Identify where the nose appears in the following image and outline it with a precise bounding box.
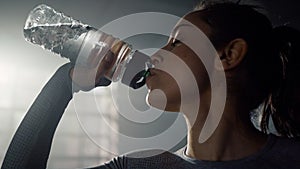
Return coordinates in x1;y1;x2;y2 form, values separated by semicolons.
150;49;164;66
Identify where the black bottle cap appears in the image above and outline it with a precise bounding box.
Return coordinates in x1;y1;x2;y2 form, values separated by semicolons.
121;51;150;89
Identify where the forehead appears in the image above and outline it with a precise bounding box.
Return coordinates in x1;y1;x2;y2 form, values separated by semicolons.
172;12;211;37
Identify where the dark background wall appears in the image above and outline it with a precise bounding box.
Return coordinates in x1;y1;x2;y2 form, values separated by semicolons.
0;0;299;168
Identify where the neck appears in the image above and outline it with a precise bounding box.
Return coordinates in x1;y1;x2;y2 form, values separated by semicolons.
183;94;268;161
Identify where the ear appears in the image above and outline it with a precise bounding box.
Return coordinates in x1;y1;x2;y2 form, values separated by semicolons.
219;38;248;71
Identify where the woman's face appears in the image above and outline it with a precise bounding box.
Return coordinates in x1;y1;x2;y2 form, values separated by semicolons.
146;12;214;112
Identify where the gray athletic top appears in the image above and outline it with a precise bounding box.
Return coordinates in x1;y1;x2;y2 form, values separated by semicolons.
2;63;300;169
95;135;300;169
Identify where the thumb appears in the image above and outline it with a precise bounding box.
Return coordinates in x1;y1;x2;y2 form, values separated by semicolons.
96;41;124;81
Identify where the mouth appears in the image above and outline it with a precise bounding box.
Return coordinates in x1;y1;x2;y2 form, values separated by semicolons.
145;68;159;89
147;68;157;78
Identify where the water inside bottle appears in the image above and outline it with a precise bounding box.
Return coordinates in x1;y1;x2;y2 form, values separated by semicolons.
23;4;89;57
23;4;152;89
24;24;89;54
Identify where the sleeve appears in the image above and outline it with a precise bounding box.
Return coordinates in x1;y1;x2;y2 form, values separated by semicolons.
1;63;75;169
86;156;127;169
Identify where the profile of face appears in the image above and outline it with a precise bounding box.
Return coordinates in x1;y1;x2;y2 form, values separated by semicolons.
146;12;218;112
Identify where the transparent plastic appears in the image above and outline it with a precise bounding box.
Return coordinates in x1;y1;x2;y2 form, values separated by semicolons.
23;4;152;87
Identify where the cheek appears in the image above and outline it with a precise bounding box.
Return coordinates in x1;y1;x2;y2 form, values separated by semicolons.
147;73;181;111
147;69;205;112
193;65;210;93
186;54;210;92
173;47;210;91
147;48;210;110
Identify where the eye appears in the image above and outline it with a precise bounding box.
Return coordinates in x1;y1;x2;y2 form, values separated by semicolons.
171;39;182;47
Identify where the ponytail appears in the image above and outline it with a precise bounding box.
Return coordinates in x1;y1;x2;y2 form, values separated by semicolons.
261;26;300;137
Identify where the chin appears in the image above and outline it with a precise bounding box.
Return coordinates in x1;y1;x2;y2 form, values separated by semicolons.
146;89;180;112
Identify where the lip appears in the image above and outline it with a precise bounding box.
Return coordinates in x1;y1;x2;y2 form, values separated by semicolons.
149;68;157;76
145;68;161;89
145;69;155;82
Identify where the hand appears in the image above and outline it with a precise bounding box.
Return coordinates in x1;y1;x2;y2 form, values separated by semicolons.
70;41;124;91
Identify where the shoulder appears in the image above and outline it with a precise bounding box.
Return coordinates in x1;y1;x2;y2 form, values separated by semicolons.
123;149;187;169
264;135;300;165
272;135;300;153
99;149;189;169
125;149;185;162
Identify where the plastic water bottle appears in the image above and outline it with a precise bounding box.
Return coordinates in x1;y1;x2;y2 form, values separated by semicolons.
23;4;153;89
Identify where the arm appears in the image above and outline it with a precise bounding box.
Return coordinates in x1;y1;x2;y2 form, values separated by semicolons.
86;156;127;169
1;63;110;169
1;63;75;169
1;44;118;169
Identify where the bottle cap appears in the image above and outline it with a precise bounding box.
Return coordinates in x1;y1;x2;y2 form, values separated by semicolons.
121;51;150;89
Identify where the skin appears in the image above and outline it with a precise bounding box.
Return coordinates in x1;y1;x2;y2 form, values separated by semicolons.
70;41;124;89
71;11;269;161
146;11;268;161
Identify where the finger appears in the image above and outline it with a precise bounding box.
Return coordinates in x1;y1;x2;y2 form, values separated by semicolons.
94;35;115;62
111;40;124;55
87;33;111;68
96;41;124;78
96;50;115;80
90;43;111;67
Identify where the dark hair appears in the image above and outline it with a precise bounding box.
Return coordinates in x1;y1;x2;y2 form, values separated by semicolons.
194;0;300;137
262;26;300;137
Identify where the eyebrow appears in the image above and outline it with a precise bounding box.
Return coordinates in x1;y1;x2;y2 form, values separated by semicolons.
171;24;193;36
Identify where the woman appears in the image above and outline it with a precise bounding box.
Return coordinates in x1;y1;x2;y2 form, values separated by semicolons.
2;1;300;168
